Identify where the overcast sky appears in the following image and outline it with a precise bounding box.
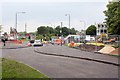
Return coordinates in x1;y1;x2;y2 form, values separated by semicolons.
0;0;109;33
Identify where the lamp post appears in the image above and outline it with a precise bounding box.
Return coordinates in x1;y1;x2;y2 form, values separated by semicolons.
15;12;26;39
65;14;70;35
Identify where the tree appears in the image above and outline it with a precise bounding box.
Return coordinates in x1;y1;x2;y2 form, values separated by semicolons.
61;27;69;36
55;26;61;36
86;25;96;35
70;28;76;35
47;26;55;34
37;26;49;35
104;1;120;34
36;25;78;38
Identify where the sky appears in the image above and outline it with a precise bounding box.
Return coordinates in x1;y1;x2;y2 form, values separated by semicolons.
0;0;110;33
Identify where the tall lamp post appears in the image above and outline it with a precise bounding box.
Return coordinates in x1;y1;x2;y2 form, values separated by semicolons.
15;12;26;39
65;14;70;35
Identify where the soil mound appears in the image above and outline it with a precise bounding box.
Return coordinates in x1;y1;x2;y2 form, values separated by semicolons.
110;48;119;55
77;44;104;52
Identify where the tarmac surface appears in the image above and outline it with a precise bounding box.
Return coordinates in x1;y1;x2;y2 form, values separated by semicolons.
1;42;119;78
34;44;119;66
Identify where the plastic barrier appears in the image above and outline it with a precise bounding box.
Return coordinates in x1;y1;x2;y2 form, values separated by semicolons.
19;40;22;44
71;41;74;47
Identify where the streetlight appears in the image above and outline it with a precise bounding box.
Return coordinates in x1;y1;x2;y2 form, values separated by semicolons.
65;14;70;35
15;12;26;32
15;12;26;39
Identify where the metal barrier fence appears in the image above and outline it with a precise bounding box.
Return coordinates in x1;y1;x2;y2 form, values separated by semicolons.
65;35;120;53
86;35;120;52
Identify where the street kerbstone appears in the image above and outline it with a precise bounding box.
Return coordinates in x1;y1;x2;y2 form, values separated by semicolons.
35;44;119;66
1;41;29;49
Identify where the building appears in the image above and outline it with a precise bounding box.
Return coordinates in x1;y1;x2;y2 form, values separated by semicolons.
96;23;108;35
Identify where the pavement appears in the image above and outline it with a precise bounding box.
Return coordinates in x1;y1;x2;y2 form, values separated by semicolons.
34;44;119;66
1;41;29;49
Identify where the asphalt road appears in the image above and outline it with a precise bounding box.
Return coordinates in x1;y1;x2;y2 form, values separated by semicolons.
2;46;119;78
35;44;118;65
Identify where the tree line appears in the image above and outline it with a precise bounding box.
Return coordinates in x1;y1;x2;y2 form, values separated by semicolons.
104;1;120;35
36;26;77;40
85;1;120;35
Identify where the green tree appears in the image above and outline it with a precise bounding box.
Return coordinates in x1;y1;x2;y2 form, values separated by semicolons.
104;1;120;34
55;26;61;36
70;28;76;35
37;26;49;35
47;26;55;34
36;34;44;40
86;25;96;35
61;27;69;36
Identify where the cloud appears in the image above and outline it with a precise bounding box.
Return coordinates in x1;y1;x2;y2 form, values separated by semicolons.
0;0;109;3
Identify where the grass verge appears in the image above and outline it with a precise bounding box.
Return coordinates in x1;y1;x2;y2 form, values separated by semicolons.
2;58;48;79
20;39;29;43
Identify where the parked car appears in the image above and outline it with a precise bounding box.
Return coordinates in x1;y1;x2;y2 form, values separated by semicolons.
30;40;35;43
33;40;43;46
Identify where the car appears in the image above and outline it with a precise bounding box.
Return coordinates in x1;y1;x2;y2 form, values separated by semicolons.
33;40;43;46
42;41;48;44
30;40;35;43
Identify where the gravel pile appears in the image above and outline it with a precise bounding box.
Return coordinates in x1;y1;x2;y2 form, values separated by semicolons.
98;45;115;54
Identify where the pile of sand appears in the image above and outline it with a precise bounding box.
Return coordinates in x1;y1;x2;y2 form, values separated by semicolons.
110;48;119;55
98;45;115;54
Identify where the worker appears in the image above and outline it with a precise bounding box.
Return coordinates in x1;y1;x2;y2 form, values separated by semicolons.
1;36;6;46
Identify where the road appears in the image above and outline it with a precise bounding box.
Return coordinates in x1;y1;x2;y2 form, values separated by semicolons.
2;45;119;78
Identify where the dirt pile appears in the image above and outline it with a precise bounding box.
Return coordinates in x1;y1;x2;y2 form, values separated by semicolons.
77;44;104;52
110;48;119;55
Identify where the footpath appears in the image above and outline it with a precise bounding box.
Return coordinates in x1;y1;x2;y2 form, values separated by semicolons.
1;41;29;49
34;44;119;66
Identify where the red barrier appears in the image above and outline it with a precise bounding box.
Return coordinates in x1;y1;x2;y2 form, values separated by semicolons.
71;41;74;47
10;40;22;44
19;40;22;44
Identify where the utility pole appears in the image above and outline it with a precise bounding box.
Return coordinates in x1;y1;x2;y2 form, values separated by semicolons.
15;12;26;39
25;23;27;34
65;14;70;35
60;22;62;46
